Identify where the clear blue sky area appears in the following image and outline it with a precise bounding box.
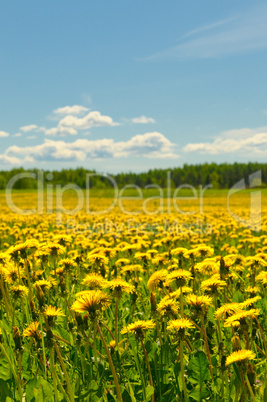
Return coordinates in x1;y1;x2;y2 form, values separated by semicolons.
0;0;267;172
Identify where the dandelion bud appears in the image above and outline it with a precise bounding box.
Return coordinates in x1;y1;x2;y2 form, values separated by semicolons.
247;363;256;389
68;322;75;331
100;264;106;278
76;333;82;347
109;340;116;355
231;335;242;351
219;341;224;353
131;291;138;306
59;275;66;293
30;300;35;312
75;312;84;329
35;284;45;308
221;355;226;371
150;292;157;314
13;326;22;351
46;329;53;348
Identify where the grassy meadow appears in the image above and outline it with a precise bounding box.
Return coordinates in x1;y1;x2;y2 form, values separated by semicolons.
0;188;266;401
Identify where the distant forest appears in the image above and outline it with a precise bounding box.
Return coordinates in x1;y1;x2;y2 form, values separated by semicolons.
0;162;266;190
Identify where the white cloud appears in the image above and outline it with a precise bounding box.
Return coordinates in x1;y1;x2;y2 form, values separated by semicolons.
0;132;178;164
13;133;22;137
53;105;89;115
42;110;119;136
0;155;20;164
0;131;9;138
183;126;267;155
44;127;78;136
20;124;38;133
145;5;267;61
0;106;118;140
58;111;119;130
132;116;155;124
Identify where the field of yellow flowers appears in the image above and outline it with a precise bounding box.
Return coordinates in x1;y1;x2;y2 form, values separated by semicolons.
0;190;267;401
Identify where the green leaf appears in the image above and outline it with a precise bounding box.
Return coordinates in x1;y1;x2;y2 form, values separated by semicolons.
55;326;71;344
188;350;211;400
188;350;211;382
145;385;154;401
26;377;55;402
0;355;11;381
189;385;209;401
0;379;12;400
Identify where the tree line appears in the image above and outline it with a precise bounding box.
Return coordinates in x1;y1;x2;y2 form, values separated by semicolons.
0;162;266;190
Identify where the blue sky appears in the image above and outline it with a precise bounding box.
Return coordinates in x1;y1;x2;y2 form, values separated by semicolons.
1;0;267;172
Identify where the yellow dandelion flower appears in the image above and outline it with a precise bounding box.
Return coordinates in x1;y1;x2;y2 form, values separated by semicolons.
41;242;65;257
157;296;179;318
120;264;144;276
82;273;107;289
167;318;194;337
215;303;241;320
106;278;135;298
165;269;192;288
115;258;131;267
246;256;267;268
245;286;260;295
43;305;65;318
121;319;155;338
226;349;256;366
59;258;77;271
201;275;227;294
34;279;52;292
224;309;260;328
23;322;41;341
224;254;245;266
240;296;261;309
186;294;213;314
10;285;29;299
71;290;111;319
0;252;10;265
88;253;109;266
147;269;168;291
194;259;219;275
101;248;117;258
3;264;25;284
194;245;214;257
170;248;189;258
256;271;267;285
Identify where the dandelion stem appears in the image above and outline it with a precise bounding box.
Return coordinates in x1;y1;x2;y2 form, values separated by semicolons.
255;317;267;355
180;287;184;317
245;373;256;402
96;321;123;402
140;337;155;402
50;349;59;402
54;341;75;402
200;314;213;379
39;316;47;380
0;276;12;319
115;297;119;345
179;338;188;402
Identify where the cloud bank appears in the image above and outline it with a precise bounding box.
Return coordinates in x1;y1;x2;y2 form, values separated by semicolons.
0;132;178;164
183;127;267;155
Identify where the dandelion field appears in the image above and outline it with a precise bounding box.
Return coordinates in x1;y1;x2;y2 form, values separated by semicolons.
0;190;267;401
